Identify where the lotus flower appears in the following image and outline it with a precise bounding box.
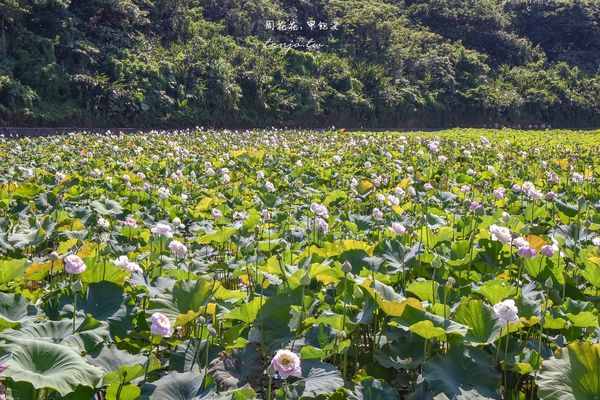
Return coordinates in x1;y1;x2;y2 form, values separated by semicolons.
315;217;329;233
64;254;86;274
310;203;328;218
493;299;519;328
169;240;188;258
372;208;383;220
517;245;537;259
489;224;511;245
98;217;110;229
124;217;137;228
389;222;406;235
157;187;171;199
270;350;301;379
151;223;173;238
541;244;555;257
150;312;173;337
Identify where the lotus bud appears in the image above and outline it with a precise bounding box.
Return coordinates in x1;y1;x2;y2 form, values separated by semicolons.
501;212;510;222
300;271;311;286
72;279;83;292
342;260;352;274
248;326;262;343
49;251;59;260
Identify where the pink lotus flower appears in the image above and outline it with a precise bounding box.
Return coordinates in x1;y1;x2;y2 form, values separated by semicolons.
493;187;506;199
150;312;173;337
169;240;188;258
389;222;406;235
489;224;511;245
517;245;537;259
270;350;301;379
541;245;555;257
372;208;383;220
310;203;328;218
315;217;329;233
493;299;519;328
211;208;223;219
124;217;137;228
64;255;86;274
113;255;142;273
151;223;173;238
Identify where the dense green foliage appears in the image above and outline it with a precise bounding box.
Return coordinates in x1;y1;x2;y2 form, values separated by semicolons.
1;0;599;128
0;128;599;399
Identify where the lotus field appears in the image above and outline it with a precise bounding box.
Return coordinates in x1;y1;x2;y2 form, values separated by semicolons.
1;128;600;400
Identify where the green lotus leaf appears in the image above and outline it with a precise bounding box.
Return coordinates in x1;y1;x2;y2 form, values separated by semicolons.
453;299;502;345
409;319;447;340
0;292;38;332
537;342;600;400
149;278;215;327
352;377;401;400
207;344;263;391
0;338;104;396
224;297;262;324
197;227;237;244
9;227;47;249
140;370;207;400
406;280;439;303
473;280;517;305
421;347;501;399
554;200;579;218
91;199;123;216
297;359;344;397
106;383;141;400
1;316;109;353
0;258;29;284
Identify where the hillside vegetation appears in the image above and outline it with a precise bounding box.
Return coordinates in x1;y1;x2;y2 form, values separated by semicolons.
1;0;599;128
